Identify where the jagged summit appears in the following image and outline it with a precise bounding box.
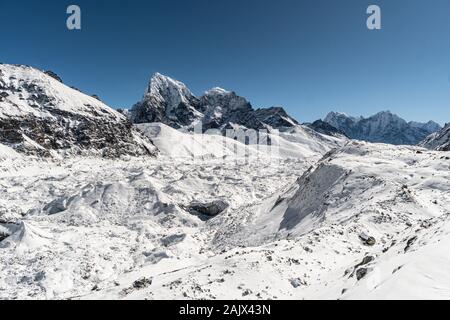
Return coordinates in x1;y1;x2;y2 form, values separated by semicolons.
130;73;200;128
0;64;156;157
145;72;194;101
323;110;441;145
129;72;299;131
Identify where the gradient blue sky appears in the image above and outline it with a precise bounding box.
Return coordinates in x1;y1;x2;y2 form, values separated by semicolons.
1;0;449;124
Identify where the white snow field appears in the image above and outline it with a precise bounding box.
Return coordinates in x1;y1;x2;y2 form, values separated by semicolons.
1;124;450;300
1;64;450;300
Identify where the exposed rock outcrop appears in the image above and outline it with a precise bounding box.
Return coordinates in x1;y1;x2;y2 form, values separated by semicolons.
129;73;298;132
0;64;157;157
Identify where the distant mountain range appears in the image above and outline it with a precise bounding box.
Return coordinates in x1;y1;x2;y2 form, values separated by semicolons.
323;111;441;145
1;64;448;155
123;73;444;148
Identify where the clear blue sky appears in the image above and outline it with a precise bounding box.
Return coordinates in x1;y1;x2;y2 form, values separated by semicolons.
1;0;450;124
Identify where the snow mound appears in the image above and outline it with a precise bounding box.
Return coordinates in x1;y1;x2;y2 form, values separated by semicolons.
43;181;189;226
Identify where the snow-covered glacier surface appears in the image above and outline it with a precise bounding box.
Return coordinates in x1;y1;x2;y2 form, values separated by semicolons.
1;63;450;300
1;130;450;300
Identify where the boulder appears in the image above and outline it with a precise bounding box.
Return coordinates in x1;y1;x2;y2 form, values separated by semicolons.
133;277;153;289
356;268;368;281
290;278;307;288
187;200;229;219
359;232;376;246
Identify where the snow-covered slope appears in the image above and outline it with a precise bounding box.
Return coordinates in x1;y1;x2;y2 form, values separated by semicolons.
0;64;156;157
136;122;265;159
0;143;21;161
324;111;441;145
218;141;450;244
136;122;344;161
129;73;298;131
0;151;315;299
1;134;449;300
420;123;450;151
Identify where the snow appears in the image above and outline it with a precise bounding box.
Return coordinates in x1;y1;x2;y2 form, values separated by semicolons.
1;133;450;300
2;65;450;300
0;222;53;254
0;64;123;121
135;122;342;161
324;111;441;145
145;72;196;116
0;143;21;160
205;87;230;94
421;123;450;151
130;72;300;133
0;64;155;157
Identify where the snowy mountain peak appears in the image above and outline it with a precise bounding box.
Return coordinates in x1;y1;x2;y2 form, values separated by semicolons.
148;72;185;91
130;73;300;131
305;119;347;138
0;64;119;120
131;73;200;127
410;120;442;133
372;110;405;124
323;110;441;145
0;64;156;157
324;111;358;125
325;111;349;119
145;72;195;104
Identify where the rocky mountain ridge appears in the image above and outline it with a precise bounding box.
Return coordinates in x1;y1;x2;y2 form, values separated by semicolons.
0;64;156;157
129;73;298;132
323;111;441;145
